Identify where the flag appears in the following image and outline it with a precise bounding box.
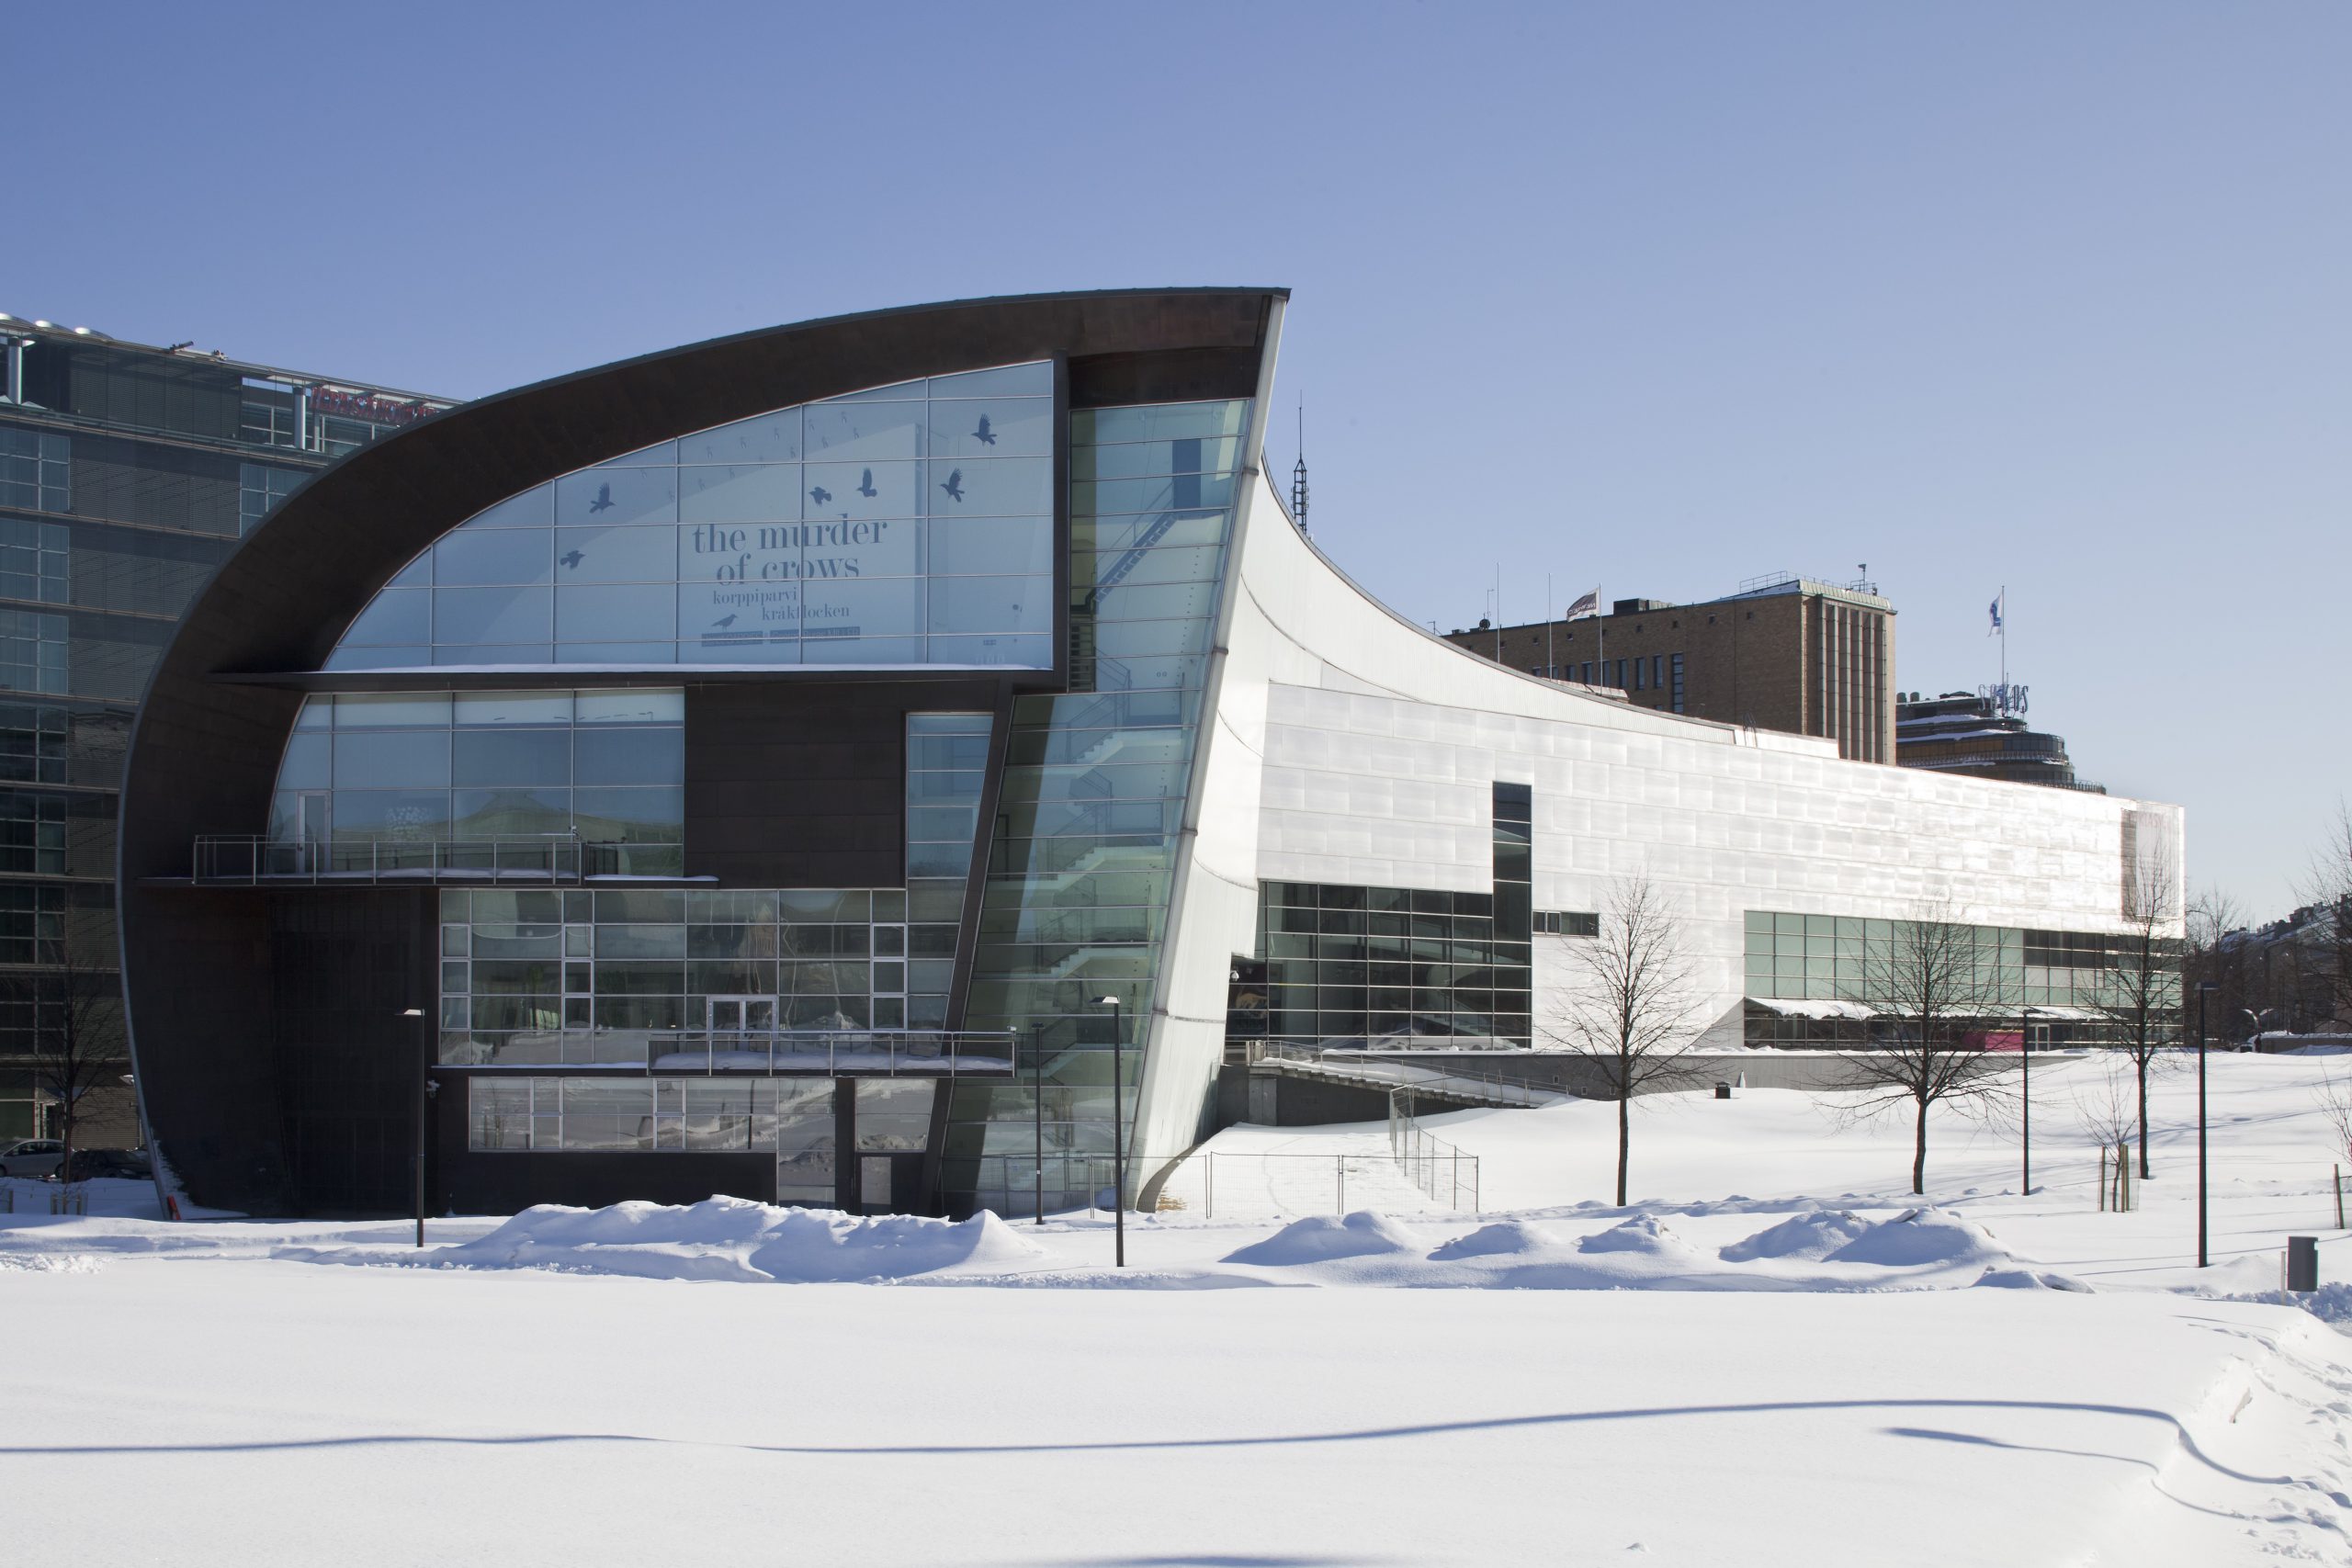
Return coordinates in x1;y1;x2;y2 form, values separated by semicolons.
1988;592;2003;635
1565;587;1600;621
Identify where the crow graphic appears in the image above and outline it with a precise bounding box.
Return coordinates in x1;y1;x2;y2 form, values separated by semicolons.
809;485;832;506
711;614;739;629
940;468;965;503
857;468;878;498
559;549;584;570
972;414;997;446
588;482;615;513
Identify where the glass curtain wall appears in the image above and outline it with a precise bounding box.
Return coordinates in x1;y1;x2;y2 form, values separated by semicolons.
324;364;1056;671
438;886;894;1066
945;399;1250;1215
904;713;992;1028
266;689;684;872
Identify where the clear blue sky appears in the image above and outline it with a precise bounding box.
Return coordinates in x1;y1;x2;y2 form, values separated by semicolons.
24;3;2347;919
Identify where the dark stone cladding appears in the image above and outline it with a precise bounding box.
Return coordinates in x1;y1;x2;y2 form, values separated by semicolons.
119;288;1282;1214
683;676;1015;888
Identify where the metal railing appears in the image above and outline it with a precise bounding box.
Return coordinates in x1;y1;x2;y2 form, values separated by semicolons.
1240;1039;1560;1109
444;1028;1017;1077
191;833;686;885
963;1146;1477;1223
1388;1089;1483;1212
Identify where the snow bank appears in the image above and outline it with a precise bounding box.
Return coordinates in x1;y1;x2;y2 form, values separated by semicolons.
1221;1210;1422;1266
1577;1214;1703;1262
1429;1219;1557;1259
416;1198;1047;1284
1719;1209;1872;1262
1826;1208;2009;1270
1973;1267;2093;1292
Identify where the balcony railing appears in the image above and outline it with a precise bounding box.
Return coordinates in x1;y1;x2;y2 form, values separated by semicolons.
443;1028;1017;1077
190;832;683;885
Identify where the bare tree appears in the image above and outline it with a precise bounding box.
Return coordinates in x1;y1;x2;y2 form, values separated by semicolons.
2095;854;2181;1179
2318;1067;2352;1171
1539;874;1708;1205
1842;911;2017;1196
2072;1057;2140;1152
2183;885;2246;1036
16;928;128;1190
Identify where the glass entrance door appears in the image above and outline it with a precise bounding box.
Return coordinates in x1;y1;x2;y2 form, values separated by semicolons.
706;996;776;1033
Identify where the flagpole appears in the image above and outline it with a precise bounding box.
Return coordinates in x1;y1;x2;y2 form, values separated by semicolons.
1597;586;1605;685
1545;574;1553;678
2000;584;2007;694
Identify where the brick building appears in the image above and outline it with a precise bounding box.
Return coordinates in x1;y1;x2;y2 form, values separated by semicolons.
1442;574;1897;762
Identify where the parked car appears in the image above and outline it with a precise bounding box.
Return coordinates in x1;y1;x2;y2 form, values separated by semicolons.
52;1148;153;1182
0;1138;64;1179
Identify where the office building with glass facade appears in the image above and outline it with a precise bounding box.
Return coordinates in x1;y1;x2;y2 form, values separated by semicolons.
0;313;453;1141
118;288;2182;1220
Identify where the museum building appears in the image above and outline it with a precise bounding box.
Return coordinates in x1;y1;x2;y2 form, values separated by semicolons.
117;288;2184;1219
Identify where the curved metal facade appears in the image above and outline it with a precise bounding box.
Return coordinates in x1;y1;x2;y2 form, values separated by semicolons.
119;288;1281;1214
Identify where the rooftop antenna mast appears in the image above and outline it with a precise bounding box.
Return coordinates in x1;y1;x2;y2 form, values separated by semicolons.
1290;396;1309;535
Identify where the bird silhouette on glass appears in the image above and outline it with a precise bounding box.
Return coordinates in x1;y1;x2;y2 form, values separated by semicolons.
809;485;832;506
588;483;615;513
711;614;739;629
972;415;997;446
857;468;878;498
940;468;966;503
559;549;584;570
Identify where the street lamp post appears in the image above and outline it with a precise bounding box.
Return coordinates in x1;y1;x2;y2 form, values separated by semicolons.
401;1006;429;1248
1097;995;1125;1269
2195;980;2217;1268
1032;1023;1045;1227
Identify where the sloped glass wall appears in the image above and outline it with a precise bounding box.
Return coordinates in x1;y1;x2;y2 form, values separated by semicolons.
944;398;1250;1215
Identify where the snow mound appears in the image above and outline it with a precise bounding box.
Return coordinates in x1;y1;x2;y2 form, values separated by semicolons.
1429;1220;1564;1259
1719;1210;1872;1262
1223;1211;1422;1266
1826;1209;2009;1270
434;1197;1046;1283
1577;1215;1702;1261
1973;1267;2093;1292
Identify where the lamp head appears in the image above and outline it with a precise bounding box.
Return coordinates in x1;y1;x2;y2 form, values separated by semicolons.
1096;996;1120;1008
400;1008;426;1018
2195;981;2219;995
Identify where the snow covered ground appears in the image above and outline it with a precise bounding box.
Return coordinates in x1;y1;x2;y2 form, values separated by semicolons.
5;1051;2350;1564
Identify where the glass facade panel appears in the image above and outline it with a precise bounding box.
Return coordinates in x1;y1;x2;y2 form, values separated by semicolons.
952;397;1250;1214
266;689;683;868
327;365;1055;671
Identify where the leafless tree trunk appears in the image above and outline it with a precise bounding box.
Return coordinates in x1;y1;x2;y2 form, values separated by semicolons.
2318;1067;2352;1171
1538;874;1707;1205
17;924;127;1191
1840;909;2017;1195
2096;855;2181;1179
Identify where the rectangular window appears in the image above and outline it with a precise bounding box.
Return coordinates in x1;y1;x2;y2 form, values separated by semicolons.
1670;652;1685;714
0;518;68;605
0;428;69;514
240;464;303;536
0;610;68;695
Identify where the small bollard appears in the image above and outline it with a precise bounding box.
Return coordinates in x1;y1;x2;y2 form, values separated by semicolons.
2286;1235;2319;1293
1713;1082;1732;1100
